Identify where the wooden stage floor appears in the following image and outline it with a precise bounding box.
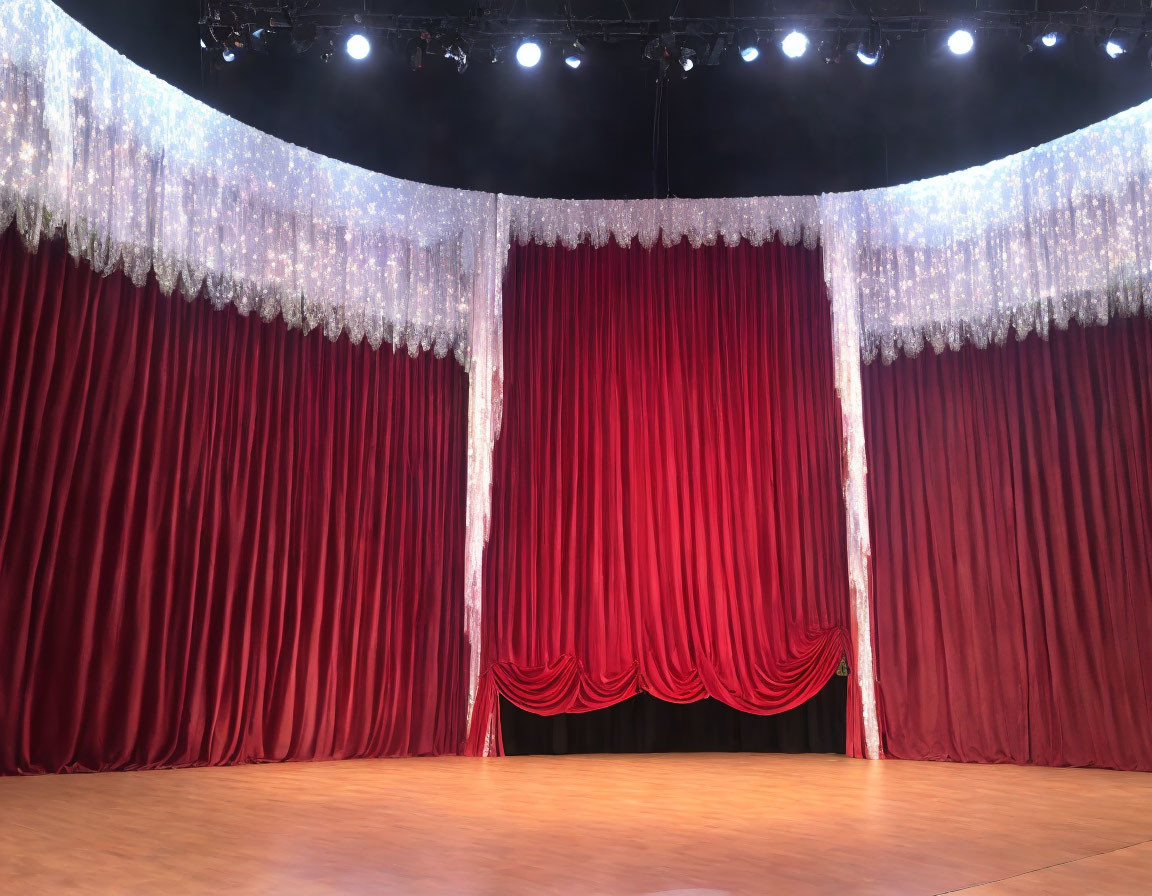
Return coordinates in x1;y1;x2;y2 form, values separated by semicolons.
2;754;1150;895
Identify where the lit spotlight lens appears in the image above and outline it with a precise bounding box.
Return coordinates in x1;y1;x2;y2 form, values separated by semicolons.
857;48;880;66
221;47;236;62
947;29;974;55
1040;32;1060;48
740;45;759;62
346;34;370;60
565;55;581;69
781;31;809;59
516;41;542;67
1104;40;1125;59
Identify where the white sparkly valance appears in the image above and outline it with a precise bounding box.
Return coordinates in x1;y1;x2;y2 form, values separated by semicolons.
0;0;498;364
821;100;1152;364
503;193;820;251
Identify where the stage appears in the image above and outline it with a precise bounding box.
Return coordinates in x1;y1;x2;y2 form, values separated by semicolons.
1;755;1149;895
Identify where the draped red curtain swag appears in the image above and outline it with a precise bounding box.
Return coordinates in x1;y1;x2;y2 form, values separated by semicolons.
864;317;1152;771
469;237;855;755
0;230;468;774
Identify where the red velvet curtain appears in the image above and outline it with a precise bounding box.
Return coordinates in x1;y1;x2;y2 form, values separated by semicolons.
864;317;1152;771
470;237;853;755
0;229;467;774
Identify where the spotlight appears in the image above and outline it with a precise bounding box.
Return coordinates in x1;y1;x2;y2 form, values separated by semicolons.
737;29;759;62
781;30;808;59
564;41;586;69
1104;38;1125;59
857;45;881;66
516;40;542;68
1040;32;1061;49
947;29;974;55
679;47;695;72
221;47;236;63
346;33;370;60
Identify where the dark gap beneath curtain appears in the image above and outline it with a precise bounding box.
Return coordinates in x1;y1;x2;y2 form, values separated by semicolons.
500;676;847;755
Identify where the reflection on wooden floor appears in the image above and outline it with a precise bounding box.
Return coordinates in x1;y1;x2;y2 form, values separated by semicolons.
1;753;1150;895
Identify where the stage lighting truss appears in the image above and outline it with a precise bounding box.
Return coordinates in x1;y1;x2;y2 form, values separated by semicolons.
200;3;1149;74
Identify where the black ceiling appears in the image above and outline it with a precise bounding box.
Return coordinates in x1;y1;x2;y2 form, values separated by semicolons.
53;1;1152;199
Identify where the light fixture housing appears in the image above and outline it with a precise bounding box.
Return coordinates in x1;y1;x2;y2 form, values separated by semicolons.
703;34;727;66
199;24;220;50
737;29;759;62
443;39;468;74
564;41;586;69
1104;38;1125;59
856;23;884;66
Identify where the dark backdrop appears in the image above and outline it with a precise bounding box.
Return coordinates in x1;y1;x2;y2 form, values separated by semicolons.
501;676;848;756
52;1;1152;200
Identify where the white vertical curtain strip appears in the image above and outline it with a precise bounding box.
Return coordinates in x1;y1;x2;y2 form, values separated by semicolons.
821;197;882;759
463;197;506;748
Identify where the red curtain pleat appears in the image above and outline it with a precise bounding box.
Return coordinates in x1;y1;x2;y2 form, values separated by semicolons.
864;317;1152;771
0;229;468;774
470;237;853;755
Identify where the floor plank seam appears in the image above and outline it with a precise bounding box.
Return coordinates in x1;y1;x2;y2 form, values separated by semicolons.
935;837;1152;895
